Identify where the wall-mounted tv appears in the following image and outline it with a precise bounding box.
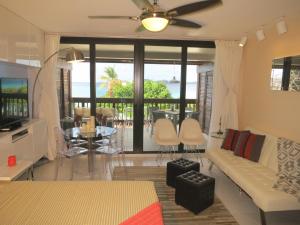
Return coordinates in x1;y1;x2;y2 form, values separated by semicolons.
0;78;29;130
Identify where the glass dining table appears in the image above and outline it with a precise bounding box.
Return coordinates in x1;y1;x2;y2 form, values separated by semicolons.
64;126;117;174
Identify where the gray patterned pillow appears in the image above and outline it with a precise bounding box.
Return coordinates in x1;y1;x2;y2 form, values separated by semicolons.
273;137;300;201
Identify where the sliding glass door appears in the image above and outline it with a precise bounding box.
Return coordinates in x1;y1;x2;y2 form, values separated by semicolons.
143;45;182;152
59;37;215;153
95;44;134;151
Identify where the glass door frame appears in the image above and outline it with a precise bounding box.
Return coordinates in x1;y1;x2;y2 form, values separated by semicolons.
60;37;215;153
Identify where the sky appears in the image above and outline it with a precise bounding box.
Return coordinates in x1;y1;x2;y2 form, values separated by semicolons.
71;62;198;83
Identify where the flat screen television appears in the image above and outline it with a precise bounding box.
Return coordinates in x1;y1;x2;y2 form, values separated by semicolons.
0;78;29;130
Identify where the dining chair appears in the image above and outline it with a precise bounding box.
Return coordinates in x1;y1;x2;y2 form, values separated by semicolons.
153;118;180;165
151;110;166;135
54;127;88;180
96;126;126;178
178;118;206;166
147;106;159;126
96;107;117;127
188;111;200;121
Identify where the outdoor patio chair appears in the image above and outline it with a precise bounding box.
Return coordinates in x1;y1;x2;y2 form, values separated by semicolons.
186;111;200;121
147;106;159;126
96;107;117;127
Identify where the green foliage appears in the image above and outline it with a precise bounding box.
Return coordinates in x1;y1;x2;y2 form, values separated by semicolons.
113;82;133;98
111;80;171;99
144;80;172;98
101;66;118;80
100;66;118;97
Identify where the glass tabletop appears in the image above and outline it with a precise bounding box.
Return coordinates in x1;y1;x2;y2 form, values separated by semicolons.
65;126;117;139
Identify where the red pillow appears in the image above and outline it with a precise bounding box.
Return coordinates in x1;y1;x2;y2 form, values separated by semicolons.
231;131;241;150
221;129;237;150
233;131;250;156
243;133;266;162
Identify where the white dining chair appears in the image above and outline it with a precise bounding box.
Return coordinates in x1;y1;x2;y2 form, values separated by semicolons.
151;110;166;135
178;118;206;166
153;118;180;165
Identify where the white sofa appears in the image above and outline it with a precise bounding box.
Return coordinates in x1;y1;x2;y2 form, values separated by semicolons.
207;127;300;225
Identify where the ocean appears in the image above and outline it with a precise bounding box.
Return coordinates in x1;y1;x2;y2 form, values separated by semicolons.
72;82;197;99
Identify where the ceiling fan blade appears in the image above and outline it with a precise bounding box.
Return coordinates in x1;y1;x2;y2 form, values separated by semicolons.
167;0;222;17
131;0;154;11
135;25;146;32
88;16;139;21
169;19;202;28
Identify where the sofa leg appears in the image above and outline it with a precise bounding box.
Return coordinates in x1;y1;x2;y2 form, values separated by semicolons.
259;208;267;225
208;161;214;171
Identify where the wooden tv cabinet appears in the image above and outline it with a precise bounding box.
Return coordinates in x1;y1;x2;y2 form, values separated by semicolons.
0;119;48;181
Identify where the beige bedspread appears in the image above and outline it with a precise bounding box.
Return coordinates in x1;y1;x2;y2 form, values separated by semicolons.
0;181;159;225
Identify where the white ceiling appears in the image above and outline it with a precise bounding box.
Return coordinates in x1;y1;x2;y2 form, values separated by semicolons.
1;0;300;40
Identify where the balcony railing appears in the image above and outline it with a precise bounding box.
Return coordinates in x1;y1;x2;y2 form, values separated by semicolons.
71;97;197;121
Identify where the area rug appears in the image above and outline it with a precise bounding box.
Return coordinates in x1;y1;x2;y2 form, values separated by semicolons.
113;166;239;225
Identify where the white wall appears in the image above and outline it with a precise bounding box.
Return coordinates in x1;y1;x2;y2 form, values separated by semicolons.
0;5;44;67
240;16;300;142
0;5;45;118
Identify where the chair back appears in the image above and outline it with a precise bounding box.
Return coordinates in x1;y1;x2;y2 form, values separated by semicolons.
179;118;205;144
53;127;68;155
152;111;166;123
190;111;200;121
74;107;90;117
148;106;159;121
154;119;179;145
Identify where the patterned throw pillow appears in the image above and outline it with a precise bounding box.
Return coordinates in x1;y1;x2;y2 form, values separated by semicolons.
221;129;237;150
243;133;266;162
273;137;300;201
233;131;250;157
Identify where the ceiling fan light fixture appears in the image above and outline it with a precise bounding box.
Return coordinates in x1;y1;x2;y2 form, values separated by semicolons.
141;12;169;32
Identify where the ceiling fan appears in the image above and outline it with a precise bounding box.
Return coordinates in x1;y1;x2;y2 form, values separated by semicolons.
88;0;222;32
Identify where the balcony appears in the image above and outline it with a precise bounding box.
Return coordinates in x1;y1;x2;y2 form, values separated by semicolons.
61;97;199;152
71;97;197;122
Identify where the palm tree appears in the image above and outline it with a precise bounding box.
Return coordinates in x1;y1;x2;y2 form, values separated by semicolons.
101;66;119;97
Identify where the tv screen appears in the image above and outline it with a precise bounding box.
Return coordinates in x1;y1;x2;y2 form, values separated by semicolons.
0;78;29;128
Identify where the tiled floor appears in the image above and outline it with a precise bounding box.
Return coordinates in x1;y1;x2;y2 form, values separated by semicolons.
32;153;299;225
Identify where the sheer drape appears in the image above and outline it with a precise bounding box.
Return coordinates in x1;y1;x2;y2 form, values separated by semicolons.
36;34;61;160
208;40;243;148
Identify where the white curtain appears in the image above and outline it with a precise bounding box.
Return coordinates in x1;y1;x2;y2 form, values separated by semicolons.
36;34;61;160
207;40;243;148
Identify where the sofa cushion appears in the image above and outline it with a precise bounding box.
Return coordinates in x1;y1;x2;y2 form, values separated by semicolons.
233;131;250;156
226;162;300;211
244;127;278;172
221;129;236;150
243;133;266;162
207;149;300;212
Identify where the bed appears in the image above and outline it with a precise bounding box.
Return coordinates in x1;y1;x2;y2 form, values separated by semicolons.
0;181;163;225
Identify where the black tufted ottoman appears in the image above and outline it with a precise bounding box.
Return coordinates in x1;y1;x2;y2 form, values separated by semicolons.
175;170;215;214
166;158;200;188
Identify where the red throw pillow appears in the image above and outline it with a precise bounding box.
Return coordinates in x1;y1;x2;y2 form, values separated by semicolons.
233;131;250;156
231;131;241;150
221;129;237;150
243;133;266;162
